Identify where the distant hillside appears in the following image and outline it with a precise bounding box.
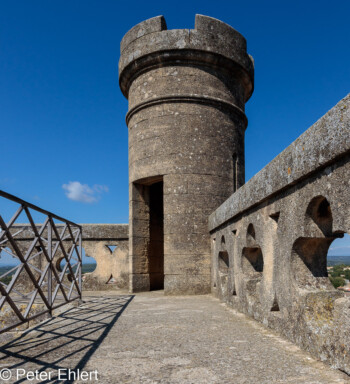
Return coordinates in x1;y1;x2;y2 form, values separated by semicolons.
0;266;14;285
82;263;96;273
0;265;13;276
327;256;350;266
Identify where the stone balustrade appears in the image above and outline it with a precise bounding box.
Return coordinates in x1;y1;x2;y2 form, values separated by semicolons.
209;94;350;374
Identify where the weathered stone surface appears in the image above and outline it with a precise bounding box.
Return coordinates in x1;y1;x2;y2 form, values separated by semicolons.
83;239;129;290
80;224;128;240
0;292;348;383
0;303;48;333
119;15;254;99
120;15;253;294
209;95;350;374
120;15;167;53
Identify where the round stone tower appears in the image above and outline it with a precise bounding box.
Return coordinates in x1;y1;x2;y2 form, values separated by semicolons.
119;14;254;294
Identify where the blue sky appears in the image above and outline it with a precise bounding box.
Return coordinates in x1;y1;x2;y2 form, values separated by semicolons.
1;0;349;258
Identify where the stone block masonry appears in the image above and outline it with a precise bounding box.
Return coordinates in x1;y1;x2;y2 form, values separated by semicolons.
119;15;254;294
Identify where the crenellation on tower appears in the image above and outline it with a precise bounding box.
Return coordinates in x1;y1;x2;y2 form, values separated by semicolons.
120;15;167;54
119;14;254;100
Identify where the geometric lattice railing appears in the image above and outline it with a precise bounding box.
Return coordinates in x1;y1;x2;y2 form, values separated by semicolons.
0;190;82;334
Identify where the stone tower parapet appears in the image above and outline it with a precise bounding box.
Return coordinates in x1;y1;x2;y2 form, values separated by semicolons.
119;15;254;294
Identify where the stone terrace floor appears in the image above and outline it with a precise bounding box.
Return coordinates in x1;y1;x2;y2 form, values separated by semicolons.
0;291;349;383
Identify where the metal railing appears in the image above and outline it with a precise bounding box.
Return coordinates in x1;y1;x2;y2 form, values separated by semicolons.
0;190;82;333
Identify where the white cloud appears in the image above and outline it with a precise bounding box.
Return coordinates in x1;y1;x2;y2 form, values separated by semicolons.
62;181;109;203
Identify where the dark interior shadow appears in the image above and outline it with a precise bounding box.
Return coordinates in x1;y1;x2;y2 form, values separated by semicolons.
0;294;134;383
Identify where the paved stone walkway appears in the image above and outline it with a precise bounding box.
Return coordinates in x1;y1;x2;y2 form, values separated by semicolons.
0;291;349;383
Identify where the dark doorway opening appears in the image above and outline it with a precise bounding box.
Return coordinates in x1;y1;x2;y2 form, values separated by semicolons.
149;181;164;290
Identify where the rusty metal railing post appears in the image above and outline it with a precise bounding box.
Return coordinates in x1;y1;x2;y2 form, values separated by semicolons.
47;218;52;316
78;228;83;300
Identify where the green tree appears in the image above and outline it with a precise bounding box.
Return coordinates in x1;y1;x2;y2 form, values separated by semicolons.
0;275;12;285
331;270;341;278
330;276;346;289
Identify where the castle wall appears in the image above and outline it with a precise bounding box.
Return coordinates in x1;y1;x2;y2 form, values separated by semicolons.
119;15;254;294
80;224;129;290
209;94;350;373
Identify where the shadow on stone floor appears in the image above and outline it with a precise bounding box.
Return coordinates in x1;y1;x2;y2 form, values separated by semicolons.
0;294;134;383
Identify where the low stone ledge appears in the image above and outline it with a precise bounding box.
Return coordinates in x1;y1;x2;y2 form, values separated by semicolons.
80;224;128;241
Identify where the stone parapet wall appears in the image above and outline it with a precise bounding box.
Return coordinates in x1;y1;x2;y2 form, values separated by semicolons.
80;224;129;290
208;94;350;373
